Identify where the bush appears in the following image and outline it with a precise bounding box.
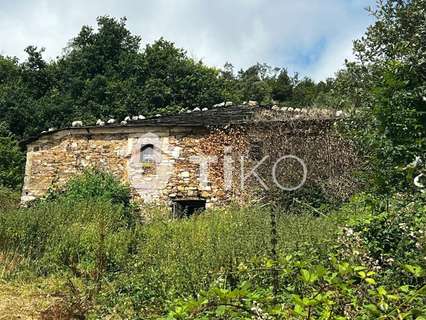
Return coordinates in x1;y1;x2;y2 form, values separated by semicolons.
45;169;132;207
0;170;137;279
40;169;138;228
1;180;425;318
160;196;426;319
0;125;25;190
340;193;426;285
164;254;426;319
92;205;346;318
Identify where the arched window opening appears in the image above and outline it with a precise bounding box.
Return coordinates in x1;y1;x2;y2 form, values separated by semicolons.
141;144;154;162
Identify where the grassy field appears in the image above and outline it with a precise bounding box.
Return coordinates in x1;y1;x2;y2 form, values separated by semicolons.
0;173;424;318
0;200;352;318
0;280;60;320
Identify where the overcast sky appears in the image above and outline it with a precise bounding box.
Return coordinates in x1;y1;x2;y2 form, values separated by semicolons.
0;0;375;81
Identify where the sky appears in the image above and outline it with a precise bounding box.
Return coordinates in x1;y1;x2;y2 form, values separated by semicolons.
0;0;375;81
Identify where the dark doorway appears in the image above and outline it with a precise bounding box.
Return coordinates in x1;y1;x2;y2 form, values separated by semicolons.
172;199;206;218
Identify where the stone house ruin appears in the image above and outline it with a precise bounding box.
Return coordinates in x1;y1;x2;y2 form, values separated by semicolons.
21;104;357;215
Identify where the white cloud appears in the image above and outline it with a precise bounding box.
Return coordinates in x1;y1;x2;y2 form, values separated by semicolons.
310;36;355;81
0;0;374;80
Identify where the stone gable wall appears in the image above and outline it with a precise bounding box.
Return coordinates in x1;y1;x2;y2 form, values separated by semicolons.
21;126;246;207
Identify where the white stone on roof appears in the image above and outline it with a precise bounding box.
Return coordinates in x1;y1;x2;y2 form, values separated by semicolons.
72;121;83;127
96;119;105;126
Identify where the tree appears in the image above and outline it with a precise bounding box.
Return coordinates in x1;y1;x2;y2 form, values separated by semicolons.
219;63;243;103
21;46;53;99
0;123;25;189
140;38;223;110
0;15;335;144
0;55;40;138
0;16;229;140
343;0;426;193
271;68;293;102
238;63;273;103
291;76;318;106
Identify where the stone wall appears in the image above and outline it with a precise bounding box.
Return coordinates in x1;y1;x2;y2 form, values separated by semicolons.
21;126;247;207
22;119;360;208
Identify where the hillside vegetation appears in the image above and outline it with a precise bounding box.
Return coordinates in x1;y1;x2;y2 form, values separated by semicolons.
0;171;425;318
0;0;425;318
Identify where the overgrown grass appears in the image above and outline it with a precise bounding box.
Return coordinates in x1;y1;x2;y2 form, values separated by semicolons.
1;171;424;318
0;197;355;318
113;205;346;296
0;278;62;318
0;186;20;211
0;201;138;283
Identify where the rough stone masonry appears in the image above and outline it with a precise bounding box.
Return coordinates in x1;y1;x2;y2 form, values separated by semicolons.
21;104;357;211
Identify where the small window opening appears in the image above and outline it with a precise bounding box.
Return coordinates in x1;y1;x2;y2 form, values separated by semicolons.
249;141;264;161
173;199;206;218
141;144;154;162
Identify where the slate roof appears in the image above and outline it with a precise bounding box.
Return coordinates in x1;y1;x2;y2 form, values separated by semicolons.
129;105;257;127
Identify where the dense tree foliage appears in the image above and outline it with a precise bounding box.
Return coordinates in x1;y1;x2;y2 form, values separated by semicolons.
333;0;426;193
0;16;333;141
0;17;226;139
0;123;25;189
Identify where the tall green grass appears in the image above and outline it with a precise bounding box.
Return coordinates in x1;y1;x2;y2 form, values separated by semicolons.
0;170;360;318
0;197;351;316
0;186;20;211
0;199;135;277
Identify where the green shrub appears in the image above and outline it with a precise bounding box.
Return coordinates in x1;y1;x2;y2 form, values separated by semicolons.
163;254;426;319
92;205;347;318
44;169;132;208
1;186;424;319
0;126;25;190
161;194;426;319
0;170;137;280
340;193;426;285
91;195;426;319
